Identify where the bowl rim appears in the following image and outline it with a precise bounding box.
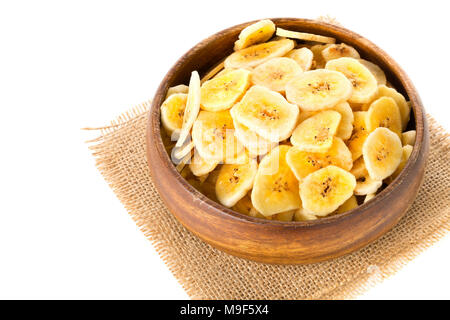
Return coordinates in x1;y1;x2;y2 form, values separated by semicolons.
148;17;426;228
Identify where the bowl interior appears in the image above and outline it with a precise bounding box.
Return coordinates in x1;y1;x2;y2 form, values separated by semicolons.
151;18;423;225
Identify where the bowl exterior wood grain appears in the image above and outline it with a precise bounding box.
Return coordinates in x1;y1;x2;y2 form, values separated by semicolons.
147;18;429;264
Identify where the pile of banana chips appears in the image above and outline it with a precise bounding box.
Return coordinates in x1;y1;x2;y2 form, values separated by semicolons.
160;19;415;221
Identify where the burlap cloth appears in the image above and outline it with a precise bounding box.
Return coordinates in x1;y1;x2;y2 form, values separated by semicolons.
86;101;449;299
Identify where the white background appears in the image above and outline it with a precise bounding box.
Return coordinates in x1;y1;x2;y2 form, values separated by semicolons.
0;0;448;299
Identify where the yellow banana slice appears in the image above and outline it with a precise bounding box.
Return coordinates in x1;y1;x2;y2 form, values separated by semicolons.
354;171;383;196
347;111;369;161
294;208;318;221
180;165;193;179
364;85;411;129
234;19;276;51
251;145;301;216
251;57;302;93
175;151;193;173
291;102;354;140
200;68;251;112
189;149;219;176
165;84;189;99
172;140;194;160
300;165;356;216
160;93;187;135
162;132;176;155
285;69;353;112
231;192;254;216
192;110;244;163
357;59;386;86
176;71;201;148
362;127;403;180
285;47;314;71
215;158;258;207
290;110;341;153
225;39;295;70
310;44;332;69
233;118;277;157
401;130;416;146
366;96;402;138
286;137;352;180
248;207;271;220
336;195;358;214
200;60;225;84
349;156;366;178
321;43;360;61
389;144;413;181
326;57;378;104
230;85;299;142
272;210;296;221
276;27;336;44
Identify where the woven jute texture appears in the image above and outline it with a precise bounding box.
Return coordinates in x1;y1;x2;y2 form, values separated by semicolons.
87;101;449;299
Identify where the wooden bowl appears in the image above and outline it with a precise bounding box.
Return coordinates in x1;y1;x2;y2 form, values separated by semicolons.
146;18;429;264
